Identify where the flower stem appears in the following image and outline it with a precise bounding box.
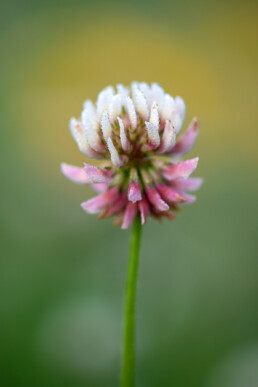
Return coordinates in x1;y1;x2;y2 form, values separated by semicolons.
121;215;142;387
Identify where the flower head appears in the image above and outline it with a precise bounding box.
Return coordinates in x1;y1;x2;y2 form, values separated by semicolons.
61;82;202;229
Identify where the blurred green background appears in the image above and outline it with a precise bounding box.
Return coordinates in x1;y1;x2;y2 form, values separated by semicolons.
1;0;258;386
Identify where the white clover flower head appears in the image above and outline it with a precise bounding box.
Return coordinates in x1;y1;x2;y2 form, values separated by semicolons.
61;82;202;229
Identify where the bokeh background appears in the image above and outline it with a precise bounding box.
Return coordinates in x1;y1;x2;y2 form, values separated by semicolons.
1;0;258;386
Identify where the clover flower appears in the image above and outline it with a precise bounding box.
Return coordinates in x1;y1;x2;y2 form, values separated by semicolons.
61;82;202;229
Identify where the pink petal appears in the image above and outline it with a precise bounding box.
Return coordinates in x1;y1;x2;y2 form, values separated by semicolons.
99;193;128;218
163;212;177;221
122;202;138;229
81;187;118;214
105;194;127;216
128;181;142;203
84;163;113;184
157;184;186;203
180;192;196;204
146;186;169;212
170;118;199;157
138;198;150;225
92;183;109;193
61;163;91;185
163;157;199;181
172;177;203;192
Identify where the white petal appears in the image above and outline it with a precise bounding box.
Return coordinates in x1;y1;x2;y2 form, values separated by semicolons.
69;117;80;141
145;121;160;148
82;99;96;119
149;101;159;128
158;120;176;153
175;96;186;119
151;83;165;107
161;94;175;120
117;84;129;97
139;82;151;105
96;86;114;119
118;117;131;151
101;110;113;141
108;94;122;122
125;96;137;129
82;100;98;130
171;111;184;134
69;118;96;158
81;109;103;152
131;81;139;99
107;137;123;166
133;88;149;120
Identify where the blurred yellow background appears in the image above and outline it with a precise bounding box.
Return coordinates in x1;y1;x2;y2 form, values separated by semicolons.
1;0;258;386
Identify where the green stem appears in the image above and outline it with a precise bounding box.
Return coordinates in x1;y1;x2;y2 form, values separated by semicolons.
121;215;142;387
